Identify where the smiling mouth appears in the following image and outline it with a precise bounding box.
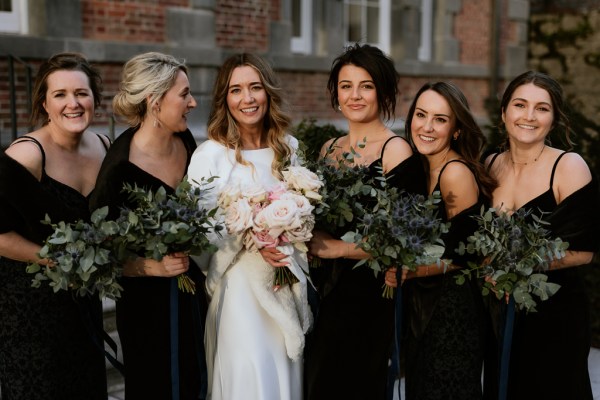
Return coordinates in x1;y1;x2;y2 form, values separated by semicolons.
241;107;258;113
517;124;536;130
64;112;84;118
419;135;436;142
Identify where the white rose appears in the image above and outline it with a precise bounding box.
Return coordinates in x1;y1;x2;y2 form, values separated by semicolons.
280;192;314;217
283;166;323;195
241;184;269;204
255;199;300;238
224;198;254;234
217;184;242;208
283;215;315;244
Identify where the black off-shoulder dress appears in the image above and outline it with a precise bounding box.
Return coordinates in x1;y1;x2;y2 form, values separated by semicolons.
0;136;108;400
484;151;600;400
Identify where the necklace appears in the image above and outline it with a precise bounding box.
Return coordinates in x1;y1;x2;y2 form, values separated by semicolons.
510;145;545;165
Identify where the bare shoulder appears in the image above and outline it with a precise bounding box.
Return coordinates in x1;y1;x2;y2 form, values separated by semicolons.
4;136;44;180
381;135;412;170
439;161;477;196
554;151;592;199
319;135;346;159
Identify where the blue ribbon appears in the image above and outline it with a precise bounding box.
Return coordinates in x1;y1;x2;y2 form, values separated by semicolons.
387;268;403;400
170;278;180;400
498;296;515;400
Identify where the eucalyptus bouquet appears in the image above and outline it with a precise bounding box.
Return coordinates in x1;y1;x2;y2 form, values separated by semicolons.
219;165;323;291
455;206;569;312
26;207;123;300
342;184;449;298
27;177;221;298
113;177;222;294
311;140;374;230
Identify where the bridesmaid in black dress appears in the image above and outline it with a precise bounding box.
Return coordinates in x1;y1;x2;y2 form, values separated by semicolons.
89;52;206;400
304;43;426;400
0;53;109;399
387;81;498;399
484;71;599;400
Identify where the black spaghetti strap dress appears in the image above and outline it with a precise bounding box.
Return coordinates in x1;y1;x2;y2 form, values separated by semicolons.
403;159;487;400
0;135;109;400
484;151;600;400
304;136;427;400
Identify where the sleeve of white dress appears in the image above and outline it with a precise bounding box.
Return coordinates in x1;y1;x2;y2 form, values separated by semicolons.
187;140;243;296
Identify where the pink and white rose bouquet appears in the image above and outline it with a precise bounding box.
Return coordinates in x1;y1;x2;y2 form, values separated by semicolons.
219;166;323;290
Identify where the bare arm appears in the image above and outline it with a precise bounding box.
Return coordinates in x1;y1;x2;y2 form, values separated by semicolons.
0;231;49;265
121;252;190;277
308;230;369;260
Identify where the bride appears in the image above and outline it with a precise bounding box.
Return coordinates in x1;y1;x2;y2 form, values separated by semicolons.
187;53;312;400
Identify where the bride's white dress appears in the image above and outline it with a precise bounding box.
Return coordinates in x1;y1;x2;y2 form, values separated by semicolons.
187;138;312;400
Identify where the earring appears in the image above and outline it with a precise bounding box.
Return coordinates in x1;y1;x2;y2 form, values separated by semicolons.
453;133;459;141
337;105;341;111
153;118;159;128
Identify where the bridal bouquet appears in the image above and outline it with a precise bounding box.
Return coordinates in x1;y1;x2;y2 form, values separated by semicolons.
26;207;123;300
455;206;568;312
27;177;221;298
219;165;323;290
342;183;449;298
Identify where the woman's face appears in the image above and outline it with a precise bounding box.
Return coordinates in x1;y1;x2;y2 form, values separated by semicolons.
226;66;268;133
155;69;196;133
43;70;95;135
502;83;554;145
337;64;379;124
410;89;457;156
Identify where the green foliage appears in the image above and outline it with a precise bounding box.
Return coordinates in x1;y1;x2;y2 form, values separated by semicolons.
292;118;346;163
456;206;569;312
27;177;222;299
27;207;123;300
310;140;449;298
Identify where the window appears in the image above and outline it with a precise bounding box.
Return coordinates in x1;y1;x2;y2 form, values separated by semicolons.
344;0;390;53
291;0;313;54
0;0;28;34
418;0;433;62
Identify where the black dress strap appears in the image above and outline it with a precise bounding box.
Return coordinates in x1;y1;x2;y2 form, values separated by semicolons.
437;159;470;188
95;133;111;152
486;152;502;171
10;136;46;170
549;151;569;189
379;135;406;160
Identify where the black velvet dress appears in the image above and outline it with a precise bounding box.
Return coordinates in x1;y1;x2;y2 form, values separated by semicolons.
89;127;207;400
0;137;108;400
484;152;600;400
403;160;487;400
304;136;427;400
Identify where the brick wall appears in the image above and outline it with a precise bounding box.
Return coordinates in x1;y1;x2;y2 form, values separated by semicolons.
81;0;188;43
215;0;274;52
455;0;492;66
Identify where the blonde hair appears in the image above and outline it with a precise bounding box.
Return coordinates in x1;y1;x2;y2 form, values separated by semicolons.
207;53;292;176
112;52;188;127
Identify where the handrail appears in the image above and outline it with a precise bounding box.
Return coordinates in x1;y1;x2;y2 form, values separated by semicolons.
6;54;33;142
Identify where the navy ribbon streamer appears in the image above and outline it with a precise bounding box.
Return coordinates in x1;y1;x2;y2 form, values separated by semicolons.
386;268;403;400
191;285;208;399
498;296;515;400
170;278;180;400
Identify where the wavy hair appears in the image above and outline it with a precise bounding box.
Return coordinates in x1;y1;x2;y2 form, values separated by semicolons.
112;52;188;127
499;70;572;149
405;81;497;201
327;43;399;122
207;53;292;177
30;52;103;128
